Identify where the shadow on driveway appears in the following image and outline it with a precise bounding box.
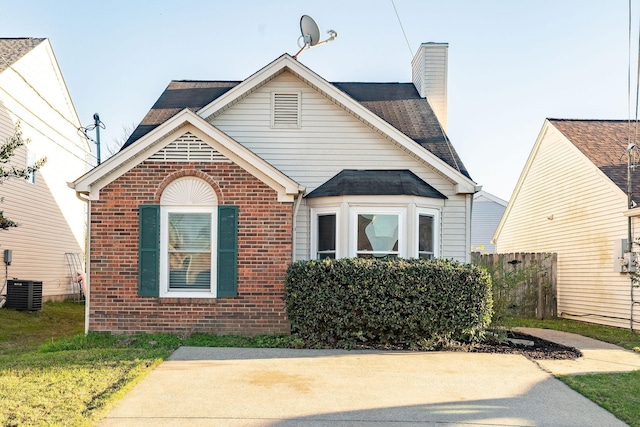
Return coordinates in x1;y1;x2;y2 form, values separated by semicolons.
99;348;627;427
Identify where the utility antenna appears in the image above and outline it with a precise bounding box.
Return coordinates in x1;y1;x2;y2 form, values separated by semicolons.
78;113;105;165
293;15;337;59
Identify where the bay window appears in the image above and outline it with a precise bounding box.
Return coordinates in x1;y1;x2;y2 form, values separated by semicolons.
311;203;440;260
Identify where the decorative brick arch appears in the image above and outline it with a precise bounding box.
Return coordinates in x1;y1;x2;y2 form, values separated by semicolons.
154;170;223;204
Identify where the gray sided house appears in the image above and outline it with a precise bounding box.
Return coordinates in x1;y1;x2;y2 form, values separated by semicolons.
495;119;640;329
471;191;507;253
72;43;479;335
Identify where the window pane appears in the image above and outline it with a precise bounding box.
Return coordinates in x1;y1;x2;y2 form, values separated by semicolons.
419;214;434;258
318;215;336;252
168;213;211;289
357;214;398;255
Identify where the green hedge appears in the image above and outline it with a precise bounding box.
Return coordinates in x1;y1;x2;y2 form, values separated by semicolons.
284;258;493;348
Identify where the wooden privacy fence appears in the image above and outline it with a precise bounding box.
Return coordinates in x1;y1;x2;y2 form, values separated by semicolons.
471;252;557;319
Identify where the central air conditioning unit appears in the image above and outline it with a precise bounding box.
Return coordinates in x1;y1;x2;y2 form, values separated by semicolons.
6;280;43;311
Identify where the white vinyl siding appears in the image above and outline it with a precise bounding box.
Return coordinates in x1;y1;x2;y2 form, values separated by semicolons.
0;40;91;299
495;123;634;329
210;72;470;262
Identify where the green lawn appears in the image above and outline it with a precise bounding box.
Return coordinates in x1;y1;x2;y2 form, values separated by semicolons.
498;316;640;426
2;303;640;426
498;316;640;352
0;301;301;426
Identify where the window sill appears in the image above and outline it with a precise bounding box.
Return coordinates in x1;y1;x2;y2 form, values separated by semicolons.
155;296;226;305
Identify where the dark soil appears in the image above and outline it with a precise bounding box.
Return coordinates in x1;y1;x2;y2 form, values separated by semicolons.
445;330;582;360
318;331;582;360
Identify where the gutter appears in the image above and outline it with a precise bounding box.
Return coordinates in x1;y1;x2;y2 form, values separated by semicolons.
69;183;91;335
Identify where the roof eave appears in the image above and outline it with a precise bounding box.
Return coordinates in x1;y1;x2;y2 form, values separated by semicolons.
196;54;477;194
72;108;303;202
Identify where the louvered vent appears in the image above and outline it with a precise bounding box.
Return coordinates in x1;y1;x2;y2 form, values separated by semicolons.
272;92;300;128
150;132;229;162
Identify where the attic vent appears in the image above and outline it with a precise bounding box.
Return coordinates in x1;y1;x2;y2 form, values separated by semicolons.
149;132;229;162
272;92;301;128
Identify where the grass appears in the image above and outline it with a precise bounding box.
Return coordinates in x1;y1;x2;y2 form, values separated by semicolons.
561;371;640;426
3;304;640;426
497;316;640;352
498;316;640;426
0;301;302;426
0;300;84;354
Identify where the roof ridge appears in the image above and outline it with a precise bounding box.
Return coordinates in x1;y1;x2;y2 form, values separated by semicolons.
171;79;242;83
549;118;634;123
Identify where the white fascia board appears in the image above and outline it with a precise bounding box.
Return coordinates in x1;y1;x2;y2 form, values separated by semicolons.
623;208;640;217
72;109;303;202
197;54;477;194
474;190;507;206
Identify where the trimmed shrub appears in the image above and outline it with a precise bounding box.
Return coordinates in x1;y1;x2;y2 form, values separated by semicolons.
284;257;492;348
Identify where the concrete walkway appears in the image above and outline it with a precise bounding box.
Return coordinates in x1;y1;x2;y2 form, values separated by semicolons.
515;327;640;375
99;329;640;427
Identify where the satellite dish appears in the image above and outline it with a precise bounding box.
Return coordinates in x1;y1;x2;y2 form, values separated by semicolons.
293;15;338;59
301;15;321;46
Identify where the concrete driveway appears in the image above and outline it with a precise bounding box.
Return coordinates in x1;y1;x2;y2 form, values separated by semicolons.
99;345;629;426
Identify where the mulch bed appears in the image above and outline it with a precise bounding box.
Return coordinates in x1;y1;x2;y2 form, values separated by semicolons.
445;330;582;360
308;331;582;360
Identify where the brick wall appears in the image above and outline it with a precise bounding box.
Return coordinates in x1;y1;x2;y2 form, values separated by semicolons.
88;161;293;335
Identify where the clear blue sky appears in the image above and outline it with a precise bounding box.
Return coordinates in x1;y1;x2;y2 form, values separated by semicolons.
2;0;637;200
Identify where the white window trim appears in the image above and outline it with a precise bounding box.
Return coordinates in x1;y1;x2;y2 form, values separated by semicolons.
310;207;340;259
349;206;407;258
159;206;218;298
416;207;440;259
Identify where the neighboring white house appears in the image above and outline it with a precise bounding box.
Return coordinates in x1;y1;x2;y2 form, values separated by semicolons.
0;38;92;300
471;190;507;253
494;119;640;329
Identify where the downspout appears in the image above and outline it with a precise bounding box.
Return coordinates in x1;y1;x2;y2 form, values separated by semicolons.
292;190;304;262
73;189;91;335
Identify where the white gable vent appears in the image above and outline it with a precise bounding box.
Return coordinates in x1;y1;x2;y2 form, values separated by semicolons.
272;92;301;128
150;132;229;162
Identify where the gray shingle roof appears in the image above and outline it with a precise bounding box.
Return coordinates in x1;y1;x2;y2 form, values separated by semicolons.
305;169;447;199
549;119;640;198
124;81;240;147
0;38;45;73
123;76;471;180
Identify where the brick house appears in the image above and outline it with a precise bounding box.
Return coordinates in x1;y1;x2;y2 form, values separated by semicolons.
72;44;478;335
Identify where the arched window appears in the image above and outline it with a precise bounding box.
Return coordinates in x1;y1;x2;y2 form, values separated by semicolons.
160;178;217;296
138;177;238;299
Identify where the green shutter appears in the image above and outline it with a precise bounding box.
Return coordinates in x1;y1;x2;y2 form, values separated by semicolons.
217;205;238;297
138;205;160;297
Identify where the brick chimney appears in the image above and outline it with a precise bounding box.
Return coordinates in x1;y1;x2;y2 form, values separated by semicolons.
411;42;448;132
